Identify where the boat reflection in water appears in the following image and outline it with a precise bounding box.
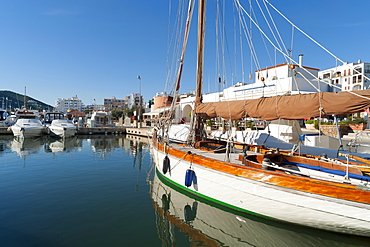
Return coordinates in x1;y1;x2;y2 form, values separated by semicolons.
44;136;83;153
10;136;44;157
150;171;370;246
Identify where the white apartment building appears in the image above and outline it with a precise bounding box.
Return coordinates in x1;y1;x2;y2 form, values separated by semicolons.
55;96;84;113
318;61;370;92
126;93;142;109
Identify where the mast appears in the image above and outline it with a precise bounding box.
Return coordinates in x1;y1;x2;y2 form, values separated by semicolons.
194;0;206;142
24;86;27;109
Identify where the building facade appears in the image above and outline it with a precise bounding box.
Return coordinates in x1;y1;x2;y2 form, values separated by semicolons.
55;96;83;113
104;97;126;110
318;61;370;92
126;93;143;109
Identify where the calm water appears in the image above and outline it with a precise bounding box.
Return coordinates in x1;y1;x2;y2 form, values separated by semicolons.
0;135;369;247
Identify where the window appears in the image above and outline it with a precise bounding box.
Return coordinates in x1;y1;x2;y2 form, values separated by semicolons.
354;67;362;74
365;65;370;73
353;84;362;91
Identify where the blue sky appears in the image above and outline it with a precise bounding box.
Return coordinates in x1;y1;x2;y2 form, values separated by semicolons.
1;0;370;107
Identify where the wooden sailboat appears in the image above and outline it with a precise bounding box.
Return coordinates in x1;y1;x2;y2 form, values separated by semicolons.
150;0;370;236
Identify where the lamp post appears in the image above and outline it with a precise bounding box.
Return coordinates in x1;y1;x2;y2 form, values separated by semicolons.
137;75;141;128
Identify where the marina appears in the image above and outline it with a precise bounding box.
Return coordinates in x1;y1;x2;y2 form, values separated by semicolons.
2;0;370;244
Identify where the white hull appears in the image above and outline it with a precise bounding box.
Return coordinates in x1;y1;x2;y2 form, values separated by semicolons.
48;120;77;138
151;173;369;245
151;144;370;237
48;126;77;138
10;119;45;138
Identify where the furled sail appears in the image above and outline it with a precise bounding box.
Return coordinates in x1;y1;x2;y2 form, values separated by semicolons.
194;90;370;120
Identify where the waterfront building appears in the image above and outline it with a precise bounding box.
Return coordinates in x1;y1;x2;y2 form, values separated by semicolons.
55;96;83;113
146;56;329;123
126;93;143;109
104;97;126;110
318;61;370;92
83;104;104;112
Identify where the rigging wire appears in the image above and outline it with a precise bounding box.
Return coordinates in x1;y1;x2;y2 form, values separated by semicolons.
235;0;340;93
262;0;370;86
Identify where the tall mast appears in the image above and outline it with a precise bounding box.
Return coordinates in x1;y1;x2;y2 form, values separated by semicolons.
193;0;206;143
195;0;206;106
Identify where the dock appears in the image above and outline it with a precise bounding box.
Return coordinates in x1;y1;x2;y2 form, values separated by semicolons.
125;127;152;137
77;127;126;135
0;126;152;137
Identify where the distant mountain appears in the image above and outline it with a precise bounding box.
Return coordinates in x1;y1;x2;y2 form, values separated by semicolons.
0;90;54;111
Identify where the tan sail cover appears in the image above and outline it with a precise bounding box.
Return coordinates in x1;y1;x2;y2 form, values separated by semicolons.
194;90;370;120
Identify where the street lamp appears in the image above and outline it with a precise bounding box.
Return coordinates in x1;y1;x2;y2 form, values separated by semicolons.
137;75;141;128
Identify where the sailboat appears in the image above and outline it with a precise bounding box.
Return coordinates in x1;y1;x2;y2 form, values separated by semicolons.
150;0;370;236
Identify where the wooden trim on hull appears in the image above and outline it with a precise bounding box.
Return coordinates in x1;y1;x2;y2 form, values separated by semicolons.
153;140;370;205
155;168;278;221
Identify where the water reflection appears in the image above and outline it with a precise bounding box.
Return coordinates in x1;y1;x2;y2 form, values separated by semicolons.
0;134;150;160
44;136;82;153
150;172;370;247
10;136;44;157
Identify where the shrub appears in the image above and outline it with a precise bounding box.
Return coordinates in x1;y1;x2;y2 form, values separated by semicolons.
304;119;315;124
205;119;214;126
339;118;367;125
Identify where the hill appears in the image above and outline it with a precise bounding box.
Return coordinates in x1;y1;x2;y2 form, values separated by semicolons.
0;90;54;111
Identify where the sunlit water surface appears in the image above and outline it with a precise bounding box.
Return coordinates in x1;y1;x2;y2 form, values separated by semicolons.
0;135;369;247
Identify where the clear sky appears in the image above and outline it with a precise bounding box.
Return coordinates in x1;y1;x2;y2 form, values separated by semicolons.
1;0;370;107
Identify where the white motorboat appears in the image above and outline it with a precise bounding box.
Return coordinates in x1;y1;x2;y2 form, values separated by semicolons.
10;109;44;137
43;112;65;126
48;119;77;138
10;118;45;138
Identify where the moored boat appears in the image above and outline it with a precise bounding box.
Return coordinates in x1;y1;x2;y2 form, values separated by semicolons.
10;109;45;138
43;112;77;138
48;119;77;138
150;0;370;237
151;137;370;236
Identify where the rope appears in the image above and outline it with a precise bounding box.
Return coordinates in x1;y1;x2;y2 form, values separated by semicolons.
262;0;370;83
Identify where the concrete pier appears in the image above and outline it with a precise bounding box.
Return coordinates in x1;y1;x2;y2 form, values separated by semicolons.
0;126;152;137
77;127;126;135
125;127;152;137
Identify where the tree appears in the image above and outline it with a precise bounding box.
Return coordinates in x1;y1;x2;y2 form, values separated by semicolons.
123;107;133;118
111;109;124;120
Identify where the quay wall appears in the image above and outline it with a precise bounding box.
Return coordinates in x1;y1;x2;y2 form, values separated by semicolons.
125;127;152;137
77;127;126;135
0;126;151;137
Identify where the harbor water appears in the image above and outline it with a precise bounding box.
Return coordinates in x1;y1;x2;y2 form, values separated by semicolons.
0;135;369;247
